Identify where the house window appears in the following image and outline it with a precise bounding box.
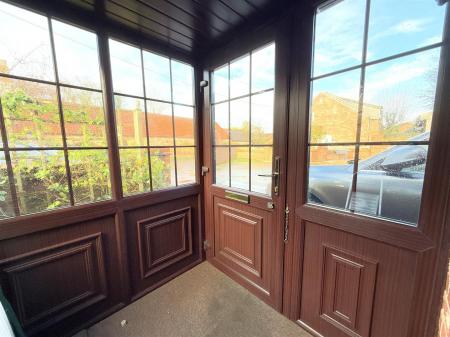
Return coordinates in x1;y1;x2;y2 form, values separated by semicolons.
211;43;275;195
109;39;196;196
0;2;111;218
307;0;447;225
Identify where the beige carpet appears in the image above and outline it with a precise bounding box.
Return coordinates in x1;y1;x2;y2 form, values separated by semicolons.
75;262;311;337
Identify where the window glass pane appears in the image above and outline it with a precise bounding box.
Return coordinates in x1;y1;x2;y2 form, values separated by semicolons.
147;101;173;146
176;147;196;185
213;102;229;145
0;151;15;218
230;146;249;190
251;91;273;145
150;147;175;190
230;55;249;98
313;0;366;77
352;144;427;224
361;48;440;142
11;150;69;215
310;69;361;143
214;147;229;186
212;65;228;103
251;44;275;92
119;148;150;196
307;145;355;209
114;96;146;147
230;97;249;145
0;2;54;81
52;20;101;89
174;105;194;146
0;78;62;147
69;149;111;204
109;39;143;96
367;0;446;62
171;60;193;105
61;87;106;147
143;51;171;102
251;147;272;195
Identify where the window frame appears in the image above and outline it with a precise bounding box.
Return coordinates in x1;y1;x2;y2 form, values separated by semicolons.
306;0;447;226
109;37;198;197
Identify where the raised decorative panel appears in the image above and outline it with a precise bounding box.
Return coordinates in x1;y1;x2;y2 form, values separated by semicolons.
0;233;107;332
137;207;193;278
215;202;263;277
320;246;377;336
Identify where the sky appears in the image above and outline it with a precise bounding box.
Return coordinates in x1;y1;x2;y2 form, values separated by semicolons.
312;0;447;123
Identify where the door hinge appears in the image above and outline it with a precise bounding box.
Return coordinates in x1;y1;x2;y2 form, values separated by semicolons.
284;205;290;243
203;240;211;251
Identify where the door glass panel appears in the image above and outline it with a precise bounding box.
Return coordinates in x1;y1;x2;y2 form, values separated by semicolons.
114;96;147;147
150;147;175;190
307;0;446;225
143;51;171;102
211;43;276;195
147;101;173;146
176;147;196;185
119;148;150;196
174;105;195;146
230;146;249;190
171;60;193;105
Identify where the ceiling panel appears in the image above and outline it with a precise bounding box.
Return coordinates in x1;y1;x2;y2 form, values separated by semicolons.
64;0;293;56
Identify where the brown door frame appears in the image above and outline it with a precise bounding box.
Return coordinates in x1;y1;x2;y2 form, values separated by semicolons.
201;17;292;311
282;2;450;336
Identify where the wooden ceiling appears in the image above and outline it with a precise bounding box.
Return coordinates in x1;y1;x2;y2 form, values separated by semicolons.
64;0;294;56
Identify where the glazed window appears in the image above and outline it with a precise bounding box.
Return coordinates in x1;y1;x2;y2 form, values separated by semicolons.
307;0;447;225
0;2;111;218
211;43;275;195
109;39;196;196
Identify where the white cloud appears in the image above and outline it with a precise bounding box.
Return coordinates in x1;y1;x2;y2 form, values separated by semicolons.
393;19;430;33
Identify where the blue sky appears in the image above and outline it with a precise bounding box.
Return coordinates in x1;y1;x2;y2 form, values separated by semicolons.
312;0;447;125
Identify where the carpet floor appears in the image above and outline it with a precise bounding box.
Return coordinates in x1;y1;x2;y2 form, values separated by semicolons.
74;262;311;337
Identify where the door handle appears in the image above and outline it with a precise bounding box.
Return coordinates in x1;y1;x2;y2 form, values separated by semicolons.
257;156;280;196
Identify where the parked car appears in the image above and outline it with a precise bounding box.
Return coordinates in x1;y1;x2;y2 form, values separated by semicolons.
308;132;429;224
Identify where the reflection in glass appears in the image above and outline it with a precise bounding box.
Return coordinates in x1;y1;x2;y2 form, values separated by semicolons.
313;0;366;77
230;55;249;98
176;147;196;185
230;146;249;190
214;147;229;187
109;39;143;96
251;44;275;92
150;147;175;190
0;151;15;218
147;101;173;146
174;105;194;146
11;150;69;215
114;96;147;147
0;2;54;81
213;102;229;145
361;48;440;142
307;145;355;209
230;97;249;145
310;69;361;143
251;147;272;194
69;149;111;204
367;0;446;61
61;87;106;147
251;91;274;145
143;50;171;102
212;65;228;103
52;20;101;89
0;78;62;147
353;145;427;224
171;60;193;105
119;148;150;196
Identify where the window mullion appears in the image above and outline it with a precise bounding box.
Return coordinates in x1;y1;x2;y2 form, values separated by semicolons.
140;49;153;191
48;17;75;206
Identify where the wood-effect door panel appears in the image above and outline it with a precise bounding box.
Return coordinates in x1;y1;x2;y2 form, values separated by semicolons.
212;196;272;299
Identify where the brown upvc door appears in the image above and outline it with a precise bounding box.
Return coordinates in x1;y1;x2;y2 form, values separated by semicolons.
283;1;450;337
202;22;291;310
